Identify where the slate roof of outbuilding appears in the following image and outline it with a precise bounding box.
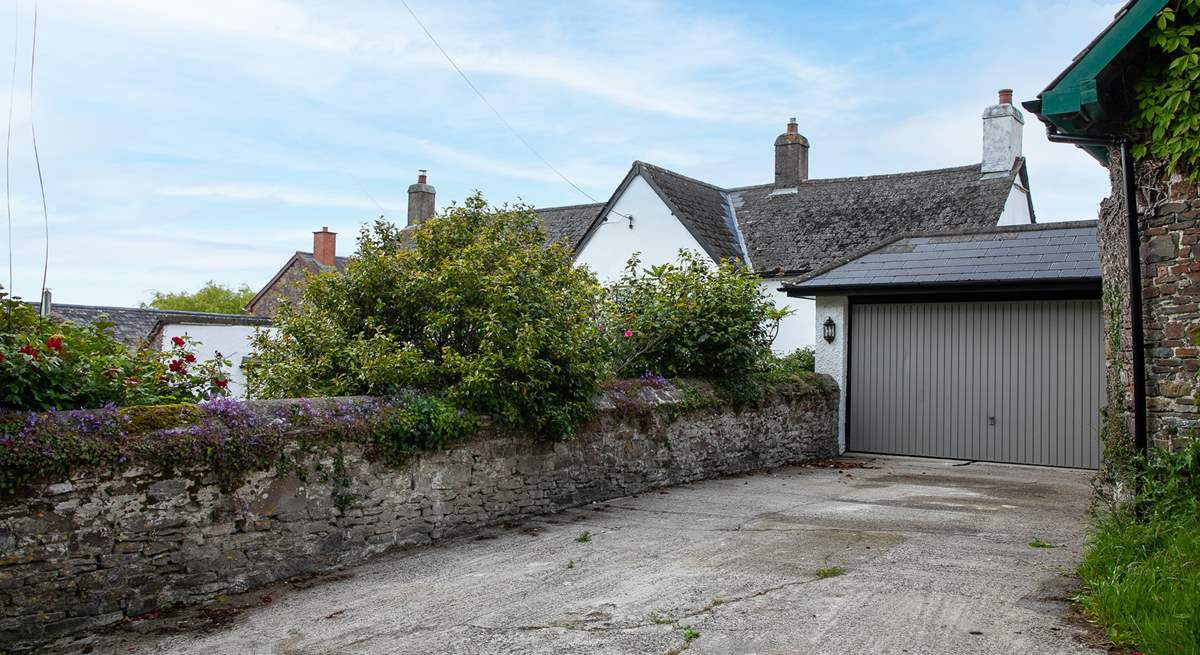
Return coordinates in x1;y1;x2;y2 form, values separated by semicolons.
785;220;1098;292
32;303;269;350
537;158;1029;276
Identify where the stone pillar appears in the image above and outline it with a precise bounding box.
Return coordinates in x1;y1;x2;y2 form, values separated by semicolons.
1099;152;1200;452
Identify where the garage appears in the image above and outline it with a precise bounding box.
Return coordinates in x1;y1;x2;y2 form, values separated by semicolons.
849;300;1102;468
785;221;1103;469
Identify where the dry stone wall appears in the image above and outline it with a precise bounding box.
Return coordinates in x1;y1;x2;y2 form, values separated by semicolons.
0;383;837;651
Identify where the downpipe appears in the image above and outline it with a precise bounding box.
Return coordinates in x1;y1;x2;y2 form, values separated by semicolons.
1046;128;1148;458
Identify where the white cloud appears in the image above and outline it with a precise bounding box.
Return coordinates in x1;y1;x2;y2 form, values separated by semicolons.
158;183;400;211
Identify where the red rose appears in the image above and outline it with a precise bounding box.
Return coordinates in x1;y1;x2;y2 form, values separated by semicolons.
213;378;229;389
19;345;38;358
45;336;63;352
171;336;185;347
184;353;196;363
168;359;184;373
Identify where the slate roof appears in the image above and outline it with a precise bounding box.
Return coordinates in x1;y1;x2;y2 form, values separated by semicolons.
785;221;1099;293
536;159;1029;277
295;252;351;273
31;303;269;350
535;203;604;250
636;162;746;263
732;161;1028;275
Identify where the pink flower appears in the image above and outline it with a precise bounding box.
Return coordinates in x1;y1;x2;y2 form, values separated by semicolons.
623;329;633;338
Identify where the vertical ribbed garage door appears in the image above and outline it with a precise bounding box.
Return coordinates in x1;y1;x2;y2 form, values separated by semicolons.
849;300;1102;469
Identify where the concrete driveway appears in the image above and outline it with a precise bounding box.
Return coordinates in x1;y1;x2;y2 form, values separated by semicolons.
70;455;1102;655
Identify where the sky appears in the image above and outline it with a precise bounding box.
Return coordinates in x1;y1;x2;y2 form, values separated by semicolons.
2;0;1122;307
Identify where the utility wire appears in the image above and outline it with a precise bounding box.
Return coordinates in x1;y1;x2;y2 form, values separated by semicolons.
5;1;17;297
30;0;48;299
398;0;630;221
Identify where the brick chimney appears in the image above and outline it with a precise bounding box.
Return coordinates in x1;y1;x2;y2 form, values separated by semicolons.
313;226;336;267
981;88;1024;178
407;170;436;226
774;118;809;188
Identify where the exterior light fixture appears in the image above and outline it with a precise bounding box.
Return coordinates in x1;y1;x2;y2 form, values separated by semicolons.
823;317;836;344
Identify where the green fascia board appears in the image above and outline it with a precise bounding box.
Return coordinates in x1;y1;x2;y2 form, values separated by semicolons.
1031;0;1168;138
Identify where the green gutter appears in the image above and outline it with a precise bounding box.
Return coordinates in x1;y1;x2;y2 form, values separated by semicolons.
1022;0;1168;163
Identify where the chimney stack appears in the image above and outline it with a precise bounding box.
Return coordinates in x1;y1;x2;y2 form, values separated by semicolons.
408;169;436;226
39;288;51;318
313;226;336;267
981;88;1024;178
774;118;809;187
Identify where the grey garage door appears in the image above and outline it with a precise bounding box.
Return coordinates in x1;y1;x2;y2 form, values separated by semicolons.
849;300;1103;469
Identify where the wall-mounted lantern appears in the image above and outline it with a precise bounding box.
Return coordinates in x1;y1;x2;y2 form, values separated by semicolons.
823;317;836;344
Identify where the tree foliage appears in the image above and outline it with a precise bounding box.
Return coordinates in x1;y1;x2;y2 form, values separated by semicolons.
145;281;255;314
247;194;609;438
1132;0;1200;179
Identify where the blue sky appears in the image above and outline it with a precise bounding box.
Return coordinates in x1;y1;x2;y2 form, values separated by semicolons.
4;0;1121;306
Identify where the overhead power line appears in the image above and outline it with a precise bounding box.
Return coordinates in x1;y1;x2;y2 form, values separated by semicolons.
398;0;628;220
30;0;49;300
5;1;17;296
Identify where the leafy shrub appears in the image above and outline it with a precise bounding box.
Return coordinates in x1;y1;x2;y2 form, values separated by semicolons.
0;290;231;411
1078;440;1200;654
769;348;814;377
367;393;475;465
602;251;789;382
248;194;609;438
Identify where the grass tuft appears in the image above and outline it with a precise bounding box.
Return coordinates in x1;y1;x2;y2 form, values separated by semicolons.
575;531;591;543
815;566;845;579
1028;538;1056;549
1078;441;1200;654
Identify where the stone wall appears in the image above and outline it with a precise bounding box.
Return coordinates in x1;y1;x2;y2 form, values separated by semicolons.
1099;154;1200;450
0;383;837;651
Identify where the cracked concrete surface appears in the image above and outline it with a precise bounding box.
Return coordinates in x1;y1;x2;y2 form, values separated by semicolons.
65;455;1101;654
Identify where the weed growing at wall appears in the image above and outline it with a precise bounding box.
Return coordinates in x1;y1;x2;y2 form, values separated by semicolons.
1097;285;1137;506
0;395;474;497
1079;440;1200;654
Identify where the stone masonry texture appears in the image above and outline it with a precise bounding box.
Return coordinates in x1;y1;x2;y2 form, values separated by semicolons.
0;383;837;651
1100;153;1200;450
246;257;310;318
